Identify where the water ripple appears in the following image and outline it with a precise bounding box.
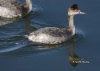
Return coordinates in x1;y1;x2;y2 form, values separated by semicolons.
0;4;85;54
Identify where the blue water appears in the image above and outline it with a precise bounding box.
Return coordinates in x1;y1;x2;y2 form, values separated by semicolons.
0;0;100;71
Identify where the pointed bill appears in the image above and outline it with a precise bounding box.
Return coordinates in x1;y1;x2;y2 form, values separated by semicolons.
79;11;86;14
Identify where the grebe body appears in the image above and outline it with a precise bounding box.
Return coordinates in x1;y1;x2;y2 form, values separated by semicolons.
26;27;72;44
25;3;85;44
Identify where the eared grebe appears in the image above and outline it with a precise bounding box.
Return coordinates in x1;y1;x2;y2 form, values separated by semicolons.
25;3;85;44
0;0;32;18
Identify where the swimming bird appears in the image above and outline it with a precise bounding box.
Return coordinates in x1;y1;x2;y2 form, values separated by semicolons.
25;3;85;44
0;0;32;18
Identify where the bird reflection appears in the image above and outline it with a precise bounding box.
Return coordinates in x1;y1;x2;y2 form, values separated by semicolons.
22;12;37;33
68;36;85;67
0;11;86;67
0;17;19;26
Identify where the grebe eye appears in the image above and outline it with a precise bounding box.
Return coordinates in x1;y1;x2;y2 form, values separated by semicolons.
74;9;79;12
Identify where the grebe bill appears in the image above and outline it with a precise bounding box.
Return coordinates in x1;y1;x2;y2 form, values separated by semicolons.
0;0;32;18
25;3;85;44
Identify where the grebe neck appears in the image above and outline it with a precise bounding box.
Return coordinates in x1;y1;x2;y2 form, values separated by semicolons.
68;15;75;35
25;0;32;13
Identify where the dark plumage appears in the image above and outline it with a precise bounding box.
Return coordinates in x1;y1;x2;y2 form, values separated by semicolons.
70;3;79;10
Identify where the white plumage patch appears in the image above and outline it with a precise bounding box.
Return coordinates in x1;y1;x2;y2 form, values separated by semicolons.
38;34;48;42
0;7;21;18
28;34;49;43
28;1;32;13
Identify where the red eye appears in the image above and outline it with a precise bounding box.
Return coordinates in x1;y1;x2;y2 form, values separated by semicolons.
74;10;79;12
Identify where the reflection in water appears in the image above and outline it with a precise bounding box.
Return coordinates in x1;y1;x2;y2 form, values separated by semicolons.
0;25;86;67
0;39;68;55
0;17;20;26
68;36;85;67
22;12;37;33
0;5;86;67
0;5;42;53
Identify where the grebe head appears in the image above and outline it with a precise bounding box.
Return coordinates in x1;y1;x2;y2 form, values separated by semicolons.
68;3;85;15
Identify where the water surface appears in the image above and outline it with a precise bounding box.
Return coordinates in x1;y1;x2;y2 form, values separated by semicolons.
0;0;100;71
